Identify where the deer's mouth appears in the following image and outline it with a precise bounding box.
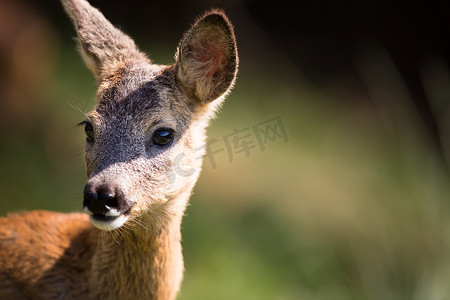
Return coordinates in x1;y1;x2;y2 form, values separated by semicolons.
86;206;133;231
89;213;129;231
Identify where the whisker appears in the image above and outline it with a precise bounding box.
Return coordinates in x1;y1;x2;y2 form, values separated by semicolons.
131;217;151;232
109;230;120;245
116;227;125;239
120;224;132;236
66;97;90;117
70;142;85;158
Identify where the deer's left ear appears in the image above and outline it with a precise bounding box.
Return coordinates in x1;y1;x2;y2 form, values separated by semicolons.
175;9;238;104
62;0;143;78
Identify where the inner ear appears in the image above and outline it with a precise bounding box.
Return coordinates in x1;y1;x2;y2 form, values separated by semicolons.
190;30;228;78
176;10;238;104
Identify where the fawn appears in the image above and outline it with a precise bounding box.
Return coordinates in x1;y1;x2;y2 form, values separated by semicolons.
0;0;238;299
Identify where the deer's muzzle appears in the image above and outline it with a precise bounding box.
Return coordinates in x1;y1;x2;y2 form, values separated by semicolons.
83;182;133;230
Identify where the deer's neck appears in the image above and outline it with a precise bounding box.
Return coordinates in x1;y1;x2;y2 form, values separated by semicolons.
89;213;184;300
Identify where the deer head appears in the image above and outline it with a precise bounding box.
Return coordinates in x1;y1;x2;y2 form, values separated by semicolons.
63;0;238;231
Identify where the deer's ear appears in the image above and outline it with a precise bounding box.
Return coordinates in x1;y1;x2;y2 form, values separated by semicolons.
62;0;142;77
175;10;238;104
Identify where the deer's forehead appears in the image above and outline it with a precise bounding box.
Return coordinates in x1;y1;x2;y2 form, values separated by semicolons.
89;65;194;132
94;68;163;114
97;64;167;104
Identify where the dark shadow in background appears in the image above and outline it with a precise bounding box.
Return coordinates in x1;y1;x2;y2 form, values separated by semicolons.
246;0;450;171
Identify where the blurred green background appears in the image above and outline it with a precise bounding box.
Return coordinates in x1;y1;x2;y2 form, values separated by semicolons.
1;0;450;299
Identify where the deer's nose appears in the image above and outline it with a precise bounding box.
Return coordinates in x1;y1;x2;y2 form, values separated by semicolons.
83;183;123;215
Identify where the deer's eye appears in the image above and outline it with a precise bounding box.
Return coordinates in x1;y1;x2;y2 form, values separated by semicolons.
153;129;174;147
84;122;95;142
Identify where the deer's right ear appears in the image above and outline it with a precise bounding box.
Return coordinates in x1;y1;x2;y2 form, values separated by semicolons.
62;0;142;77
175;10;238;104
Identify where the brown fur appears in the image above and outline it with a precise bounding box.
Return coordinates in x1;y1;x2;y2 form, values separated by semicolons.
0;211;182;300
0;0;238;299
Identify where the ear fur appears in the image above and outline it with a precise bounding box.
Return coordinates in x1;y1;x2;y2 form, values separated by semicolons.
175;9;238;104
62;0;143;77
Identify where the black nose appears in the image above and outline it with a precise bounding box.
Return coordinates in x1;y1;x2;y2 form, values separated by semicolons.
83;183;124;215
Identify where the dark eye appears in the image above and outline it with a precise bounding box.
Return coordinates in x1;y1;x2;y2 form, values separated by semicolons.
84;122;95;142
153;129;174;147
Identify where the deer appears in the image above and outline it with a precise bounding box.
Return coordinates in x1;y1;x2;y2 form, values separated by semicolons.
0;0;238;299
